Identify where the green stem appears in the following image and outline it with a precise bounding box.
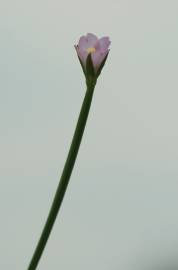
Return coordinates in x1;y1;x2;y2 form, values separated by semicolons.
27;81;96;270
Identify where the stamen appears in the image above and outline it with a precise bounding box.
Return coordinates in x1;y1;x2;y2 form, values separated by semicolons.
86;47;96;54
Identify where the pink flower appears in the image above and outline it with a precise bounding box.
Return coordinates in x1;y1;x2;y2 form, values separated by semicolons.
75;33;111;76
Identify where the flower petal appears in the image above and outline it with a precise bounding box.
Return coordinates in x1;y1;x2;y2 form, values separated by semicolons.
91;50;108;72
85;33;98;47
78;36;89;50
98;37;111;51
78;33;98;51
75;47;87;66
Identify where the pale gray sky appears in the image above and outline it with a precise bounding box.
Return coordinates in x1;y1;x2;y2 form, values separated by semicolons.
1;0;178;269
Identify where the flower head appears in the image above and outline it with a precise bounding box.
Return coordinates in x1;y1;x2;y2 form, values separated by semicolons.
75;33;111;80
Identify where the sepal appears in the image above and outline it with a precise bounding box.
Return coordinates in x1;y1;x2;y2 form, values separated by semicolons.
77;55;86;77
86;53;95;78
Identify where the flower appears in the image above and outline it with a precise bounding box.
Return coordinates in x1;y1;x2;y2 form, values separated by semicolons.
75;33;111;78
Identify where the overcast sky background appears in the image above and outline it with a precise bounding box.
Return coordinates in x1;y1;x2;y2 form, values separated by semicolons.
0;0;178;269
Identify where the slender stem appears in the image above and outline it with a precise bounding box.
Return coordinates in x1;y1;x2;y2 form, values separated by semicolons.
27;81;96;270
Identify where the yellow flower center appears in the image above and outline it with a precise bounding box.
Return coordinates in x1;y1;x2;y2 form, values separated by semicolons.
86;47;96;54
